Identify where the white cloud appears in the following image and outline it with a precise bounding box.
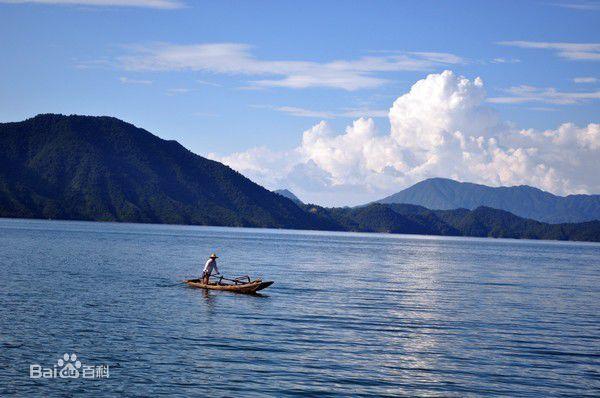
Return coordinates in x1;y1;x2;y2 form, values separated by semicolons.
498;41;600;61
574;76;598;83
210;71;600;206
550;2;600;11
276;106;336;119
166;87;193;95
254;105;387;119
408;52;464;64
529;107;558;112
0;0;184;8
491;57;521;64
488;85;600;104
208;147;302;191
196;80;221;87
116;42;464;90
339;108;389;118
119;76;152;84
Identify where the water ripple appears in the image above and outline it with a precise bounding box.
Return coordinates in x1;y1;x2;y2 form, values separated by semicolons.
0;219;599;396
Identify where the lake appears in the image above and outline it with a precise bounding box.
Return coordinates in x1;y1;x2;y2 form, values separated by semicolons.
0;218;599;397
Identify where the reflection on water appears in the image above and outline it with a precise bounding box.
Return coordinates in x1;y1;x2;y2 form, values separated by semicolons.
0;218;599;396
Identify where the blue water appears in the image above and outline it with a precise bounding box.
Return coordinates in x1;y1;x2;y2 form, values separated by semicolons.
0;218;599;397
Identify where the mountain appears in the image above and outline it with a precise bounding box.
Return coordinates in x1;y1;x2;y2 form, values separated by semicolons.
273;189;303;205
1;114;598;242
305;203;600;241
377;178;600;223
433;206;600;241
0;114;333;229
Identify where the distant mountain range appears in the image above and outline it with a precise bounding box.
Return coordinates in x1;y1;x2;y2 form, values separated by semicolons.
377;178;600;223
273;189;303;205
307;203;600;242
1;114;598;242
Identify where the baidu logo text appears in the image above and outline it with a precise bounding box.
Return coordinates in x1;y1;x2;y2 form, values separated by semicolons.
30;353;109;379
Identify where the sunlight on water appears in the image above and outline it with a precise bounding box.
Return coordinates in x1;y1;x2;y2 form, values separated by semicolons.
0;219;599;396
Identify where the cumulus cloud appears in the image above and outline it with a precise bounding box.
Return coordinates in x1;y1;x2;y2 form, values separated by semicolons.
210;71;600;206
0;0;184;8
116;43;463;90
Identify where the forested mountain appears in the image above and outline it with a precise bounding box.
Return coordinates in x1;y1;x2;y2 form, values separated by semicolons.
0;114;329;229
1;114;598;242
302;203;600;242
377;177;600;223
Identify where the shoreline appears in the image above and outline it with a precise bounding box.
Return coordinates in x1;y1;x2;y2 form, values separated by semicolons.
2;216;599;245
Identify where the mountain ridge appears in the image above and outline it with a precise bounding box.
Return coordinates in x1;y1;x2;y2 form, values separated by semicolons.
273;189;303;205
1;114;599;242
0;113;330;229
377;177;600;223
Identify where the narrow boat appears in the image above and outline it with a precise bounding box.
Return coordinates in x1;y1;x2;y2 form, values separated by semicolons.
185;275;274;294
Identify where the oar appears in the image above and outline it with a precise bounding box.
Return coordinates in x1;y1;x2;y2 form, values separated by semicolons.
209;274;254;284
209;274;235;283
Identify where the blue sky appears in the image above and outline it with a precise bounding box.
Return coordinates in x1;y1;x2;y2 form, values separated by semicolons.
1;0;599;205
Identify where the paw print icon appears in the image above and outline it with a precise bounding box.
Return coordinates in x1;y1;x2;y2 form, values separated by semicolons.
58;353;81;378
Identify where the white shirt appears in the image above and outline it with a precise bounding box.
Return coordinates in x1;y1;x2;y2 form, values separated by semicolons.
203;258;219;275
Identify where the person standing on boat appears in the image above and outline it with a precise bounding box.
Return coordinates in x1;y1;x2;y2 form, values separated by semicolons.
202;253;220;284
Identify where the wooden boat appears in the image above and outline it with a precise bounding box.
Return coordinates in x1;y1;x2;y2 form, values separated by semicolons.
185;275;274;294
